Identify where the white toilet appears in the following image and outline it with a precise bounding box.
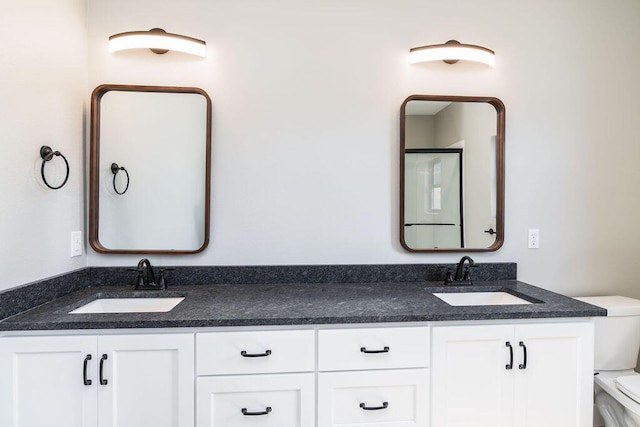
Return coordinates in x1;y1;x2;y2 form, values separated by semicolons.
575;296;640;427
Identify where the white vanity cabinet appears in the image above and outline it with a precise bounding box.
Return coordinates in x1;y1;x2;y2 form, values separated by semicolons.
195;330;316;427
0;333;194;427
317;327;430;427
0;318;594;427
430;321;594;427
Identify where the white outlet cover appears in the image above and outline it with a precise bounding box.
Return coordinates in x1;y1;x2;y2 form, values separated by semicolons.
528;229;539;249
70;231;82;257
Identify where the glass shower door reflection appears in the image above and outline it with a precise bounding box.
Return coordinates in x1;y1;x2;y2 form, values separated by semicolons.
404;149;463;249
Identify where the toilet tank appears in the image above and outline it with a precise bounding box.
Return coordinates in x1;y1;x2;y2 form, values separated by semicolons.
575;296;640;371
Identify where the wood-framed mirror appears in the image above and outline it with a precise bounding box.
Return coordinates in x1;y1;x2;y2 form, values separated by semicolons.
400;95;505;252
89;84;212;254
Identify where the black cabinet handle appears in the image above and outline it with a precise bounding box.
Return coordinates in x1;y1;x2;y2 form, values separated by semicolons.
519;341;527;370
99;354;108;385
360;346;390;354
241;407;272;416
505;342;513;370
360;402;389;411
240;350;272;358
83;354;92;386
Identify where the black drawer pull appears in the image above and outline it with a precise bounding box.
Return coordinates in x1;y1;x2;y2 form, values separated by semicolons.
99;354;108;385
505;342;513;370
360;346;390;354
240;350;272;358
241;406;272;416
360;402;389;411
519;341;527;370
83;354;92;386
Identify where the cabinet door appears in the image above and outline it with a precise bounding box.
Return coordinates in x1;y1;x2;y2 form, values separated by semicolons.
196;373;315;427
97;333;194;427
431;324;514;427
0;335;98;427
514;322;594;427
318;369;429;427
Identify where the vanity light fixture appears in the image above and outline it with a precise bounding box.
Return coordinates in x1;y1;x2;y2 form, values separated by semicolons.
410;40;495;66
108;28;206;58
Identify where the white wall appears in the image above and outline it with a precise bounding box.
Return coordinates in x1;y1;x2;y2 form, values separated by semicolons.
0;0;87;291
4;0;638;299
84;0;640;298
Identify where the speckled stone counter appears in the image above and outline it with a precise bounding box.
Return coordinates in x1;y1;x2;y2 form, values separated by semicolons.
0;280;605;331
0;263;517;321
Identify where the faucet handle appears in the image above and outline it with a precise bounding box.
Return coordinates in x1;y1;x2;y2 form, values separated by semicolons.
158;268;175;289
127;268;145;289
444;268;454;285
462;263;478;284
438;266;454;285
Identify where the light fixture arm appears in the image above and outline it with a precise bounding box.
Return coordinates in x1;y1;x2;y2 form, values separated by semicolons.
148;28;169;55
442;40;462;64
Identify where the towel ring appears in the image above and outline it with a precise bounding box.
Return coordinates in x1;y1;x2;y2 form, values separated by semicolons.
40;146;70;190
111;163;130;195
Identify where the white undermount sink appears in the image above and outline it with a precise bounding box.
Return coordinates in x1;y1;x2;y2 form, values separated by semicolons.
69;297;185;314
433;291;532;306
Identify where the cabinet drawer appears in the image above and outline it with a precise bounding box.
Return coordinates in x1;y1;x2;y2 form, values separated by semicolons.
196;330;315;375
318;327;429;371
318;369;428;427
196;373;315;427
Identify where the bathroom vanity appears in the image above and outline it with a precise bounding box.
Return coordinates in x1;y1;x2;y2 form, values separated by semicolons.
0;319;595;427
0;267;603;427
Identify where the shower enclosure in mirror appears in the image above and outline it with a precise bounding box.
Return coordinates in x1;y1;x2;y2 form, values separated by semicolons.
405;148;464;248
400;95;505;252
89;85;212;254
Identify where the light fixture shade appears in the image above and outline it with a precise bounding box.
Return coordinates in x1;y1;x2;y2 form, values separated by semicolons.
109;29;206;58
410;40;495;66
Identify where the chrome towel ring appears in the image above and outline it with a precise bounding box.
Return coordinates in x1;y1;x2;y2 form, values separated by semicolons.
111;163;130;195
40;146;69;190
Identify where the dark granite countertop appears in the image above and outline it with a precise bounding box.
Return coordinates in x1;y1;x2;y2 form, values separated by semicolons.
0;280;605;331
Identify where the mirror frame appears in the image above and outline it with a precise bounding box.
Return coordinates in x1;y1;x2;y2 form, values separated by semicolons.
399;94;505;252
89;84;212;254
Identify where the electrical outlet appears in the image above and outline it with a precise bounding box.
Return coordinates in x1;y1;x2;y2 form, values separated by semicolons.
528;229;539;249
70;231;82;257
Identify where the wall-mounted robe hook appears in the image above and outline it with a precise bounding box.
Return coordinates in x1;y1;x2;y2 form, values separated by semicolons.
40;146;69;190
111;163;130;195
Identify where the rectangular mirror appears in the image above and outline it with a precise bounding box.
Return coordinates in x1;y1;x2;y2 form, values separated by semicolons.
400;95;505;252
89;85;212;254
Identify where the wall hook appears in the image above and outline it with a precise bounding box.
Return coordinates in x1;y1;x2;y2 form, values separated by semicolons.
40;146;69;190
111;163;130;195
